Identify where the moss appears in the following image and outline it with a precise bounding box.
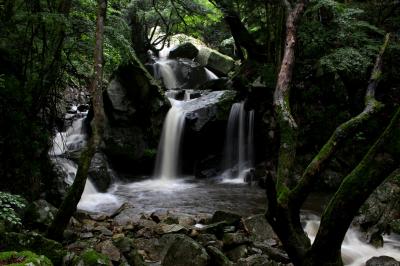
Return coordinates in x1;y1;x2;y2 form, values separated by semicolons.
0;232;66;264
73;249;111;266
0;251;52;266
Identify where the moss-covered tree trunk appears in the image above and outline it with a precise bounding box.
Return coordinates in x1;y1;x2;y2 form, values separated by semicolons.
47;0;107;241
265;9;394;264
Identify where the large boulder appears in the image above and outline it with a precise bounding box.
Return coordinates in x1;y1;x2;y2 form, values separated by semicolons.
243;214;276;242
23;200;57;231
196;47;235;76
169;42;199;59
103;56;170;174
162;235;209;266
366;256;400;266
0;232;66;265
88;152;112;192
181;90;237;132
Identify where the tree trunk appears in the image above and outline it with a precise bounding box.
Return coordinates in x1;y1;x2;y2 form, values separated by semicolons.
47;0;107;241
266;1;310;264
304;106;400;266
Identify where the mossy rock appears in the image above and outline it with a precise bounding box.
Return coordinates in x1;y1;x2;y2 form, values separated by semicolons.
0;251;52;266
0;232;66;265
72;249;112;266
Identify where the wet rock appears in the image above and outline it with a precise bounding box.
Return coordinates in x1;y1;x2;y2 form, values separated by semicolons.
236;254;278;266
366;256;400;266
103;60;169;174
253;242;290;263
0;232;66;265
162;235;209;266
126;248;146;266
23;199;57;230
133;234;185;262
199;77;232;91
88;152;112;192
169;42;199;59
206;245;233;266
223;233;250;247
390;219;400;234
225;244;248;262
96;240;121;262
160;224;188;234
93;225;113;237
113;236;133;253
196;47;235;76
73;249;112;266
197;221;228;238
181;90;237;131
211;210;242;226
243;214;276;242
196;233;223;249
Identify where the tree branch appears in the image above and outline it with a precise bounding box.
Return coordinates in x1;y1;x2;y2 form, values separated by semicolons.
289;33;391;210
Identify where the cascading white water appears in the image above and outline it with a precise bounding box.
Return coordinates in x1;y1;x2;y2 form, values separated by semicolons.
205;67;218;80
154;60;179;89
50;107;119;212
304;215;400;266
154;104;186;180
222;102;255;182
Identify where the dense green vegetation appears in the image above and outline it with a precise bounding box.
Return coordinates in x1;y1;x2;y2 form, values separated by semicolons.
0;0;399;265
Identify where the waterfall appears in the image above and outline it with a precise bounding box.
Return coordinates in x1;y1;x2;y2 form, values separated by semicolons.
50;107;119;212
222;102;255;182
154;60;179;89
205;67;218;80
154;105;186;180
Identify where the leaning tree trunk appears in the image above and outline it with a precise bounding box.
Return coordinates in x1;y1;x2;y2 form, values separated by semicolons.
47;0;107;241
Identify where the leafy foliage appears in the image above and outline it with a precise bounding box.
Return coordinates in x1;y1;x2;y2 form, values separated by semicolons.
0;192;26;226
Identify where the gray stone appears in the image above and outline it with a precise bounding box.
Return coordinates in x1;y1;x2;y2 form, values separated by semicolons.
162;235;209;266
236;254;278;266
88;152;112;192
196;233;223;249
366;256;400;266
206;246;233;266
253;242;290;263
225;244;248;262
196;47;235;76
169;42;199;59
223;233;250;247
243;214;276;242
96;240;121;262
180;90;237;131
211;210;242;226
23;199;57;230
160;223;188;234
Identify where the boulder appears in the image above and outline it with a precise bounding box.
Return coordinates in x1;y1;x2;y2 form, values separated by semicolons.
225;244;248;262
162;235;209;266
0;251;52;266
206;246;233;266
243;214;276;242
103;58;169;174
169;42;199;59
181;90;237;131
223;233;250;247
88;152;112;192
366;256;400;266
196;47;235;76
23;199;57;230
0;232;66;265
211;210;242;226
95;240;121;262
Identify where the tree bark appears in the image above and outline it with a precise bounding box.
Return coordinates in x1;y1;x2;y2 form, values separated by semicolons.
305;106;400;266
290;33;391;210
266;1;311;264
47;0;107;241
